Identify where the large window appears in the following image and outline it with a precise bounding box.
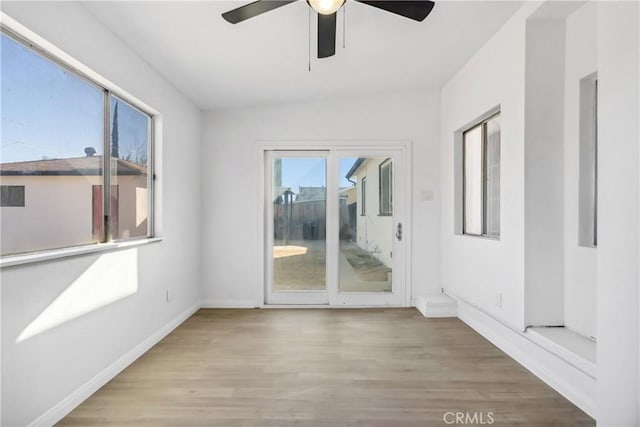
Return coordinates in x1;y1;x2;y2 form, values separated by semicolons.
463;113;500;237
379;159;392;215
0;29;153;256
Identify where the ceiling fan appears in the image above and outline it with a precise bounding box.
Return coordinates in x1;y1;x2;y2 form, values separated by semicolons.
222;0;435;59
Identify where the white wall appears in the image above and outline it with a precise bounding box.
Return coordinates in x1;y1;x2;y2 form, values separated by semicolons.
441;3;539;330
201;90;441;306
442;0;639;423
596;1;639;425
563;3;598;339
524;17;566;328
0;2;202;425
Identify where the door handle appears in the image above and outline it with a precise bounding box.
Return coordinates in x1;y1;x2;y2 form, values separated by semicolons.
396;222;402;241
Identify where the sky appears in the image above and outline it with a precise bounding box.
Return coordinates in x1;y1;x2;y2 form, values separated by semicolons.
280;157;358;190
0;33;148;165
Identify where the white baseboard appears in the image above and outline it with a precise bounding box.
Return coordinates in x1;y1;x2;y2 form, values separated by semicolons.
414;293;457;317
456;299;596;419
201;299;260;308
29;302;200;427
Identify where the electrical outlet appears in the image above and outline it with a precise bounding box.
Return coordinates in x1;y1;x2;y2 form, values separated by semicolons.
496;292;502;308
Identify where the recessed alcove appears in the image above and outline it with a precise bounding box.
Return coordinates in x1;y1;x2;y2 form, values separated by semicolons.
524;1;597;366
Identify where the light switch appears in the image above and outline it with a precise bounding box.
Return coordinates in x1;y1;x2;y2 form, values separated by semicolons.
420;190;434;201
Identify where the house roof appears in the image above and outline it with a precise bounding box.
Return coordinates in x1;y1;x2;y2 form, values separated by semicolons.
0;156;146;176
345;158;366;180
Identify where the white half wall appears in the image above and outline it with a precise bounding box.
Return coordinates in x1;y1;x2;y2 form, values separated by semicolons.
201;91;441;307
596;2;639;425
0;2;202;425
524;16;566;328
563;3;598;339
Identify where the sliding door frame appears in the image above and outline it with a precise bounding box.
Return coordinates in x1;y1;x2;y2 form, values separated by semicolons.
257;140;412;307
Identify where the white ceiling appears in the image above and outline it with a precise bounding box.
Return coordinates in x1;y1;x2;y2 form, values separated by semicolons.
82;1;523;111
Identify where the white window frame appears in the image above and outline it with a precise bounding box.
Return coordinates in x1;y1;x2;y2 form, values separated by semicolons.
0;24;158;264
379;158;393;216
461;112;500;238
361;176;367;215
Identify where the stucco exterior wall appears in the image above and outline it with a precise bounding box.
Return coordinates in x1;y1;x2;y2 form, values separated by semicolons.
1;174;147;255
353;158;394;268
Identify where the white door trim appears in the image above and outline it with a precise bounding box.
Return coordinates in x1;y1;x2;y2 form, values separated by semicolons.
257;140;413;307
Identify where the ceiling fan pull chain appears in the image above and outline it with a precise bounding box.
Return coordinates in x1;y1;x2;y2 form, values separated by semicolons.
308;5;312;72
343;2;346;49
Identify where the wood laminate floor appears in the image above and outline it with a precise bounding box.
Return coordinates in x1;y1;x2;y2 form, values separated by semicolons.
59;309;594;426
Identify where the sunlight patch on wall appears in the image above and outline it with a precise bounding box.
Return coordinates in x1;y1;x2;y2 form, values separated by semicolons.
17;249;139;343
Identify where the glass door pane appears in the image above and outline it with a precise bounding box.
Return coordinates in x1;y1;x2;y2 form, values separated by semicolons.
338;157;393;293
272;157;327;291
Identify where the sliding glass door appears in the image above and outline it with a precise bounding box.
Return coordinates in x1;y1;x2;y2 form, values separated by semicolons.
265;149;406;306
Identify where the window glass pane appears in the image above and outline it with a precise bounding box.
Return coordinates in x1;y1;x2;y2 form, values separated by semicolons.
109;96;151;240
464;125;483;235
379;160;392;214
579;75;597;247
340;157;393;293
272;157;326;291
1;33;104;255
484;116;500;236
1;185;25;207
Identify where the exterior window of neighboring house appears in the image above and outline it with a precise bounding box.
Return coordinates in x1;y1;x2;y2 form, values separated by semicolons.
0;29;154;257
361;177;367;215
579;73;598;247
463;113;500;237
0;185;25;207
379;159;392;215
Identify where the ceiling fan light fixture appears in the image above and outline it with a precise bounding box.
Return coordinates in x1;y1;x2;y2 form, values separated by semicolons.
307;0;345;15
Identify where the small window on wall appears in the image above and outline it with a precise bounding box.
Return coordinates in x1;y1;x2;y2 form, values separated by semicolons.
361;176;367;215
463;113;500;237
579;73;597;247
0;185;25;207
379;159;392;215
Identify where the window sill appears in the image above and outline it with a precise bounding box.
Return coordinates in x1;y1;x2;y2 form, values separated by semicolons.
378;213;393;217
459;233;500;241
0;237;163;269
526;326;596;378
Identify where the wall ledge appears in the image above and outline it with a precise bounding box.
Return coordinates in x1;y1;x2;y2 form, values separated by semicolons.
1;237;164;269
414;293;457;317
456;298;596;419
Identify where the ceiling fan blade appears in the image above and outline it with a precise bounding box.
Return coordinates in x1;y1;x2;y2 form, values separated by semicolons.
222;0;297;24
356;0;435;22
317;12;337;59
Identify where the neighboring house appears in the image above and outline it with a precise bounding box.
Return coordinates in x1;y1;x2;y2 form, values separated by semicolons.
345;158;393;268
0;154;148;255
